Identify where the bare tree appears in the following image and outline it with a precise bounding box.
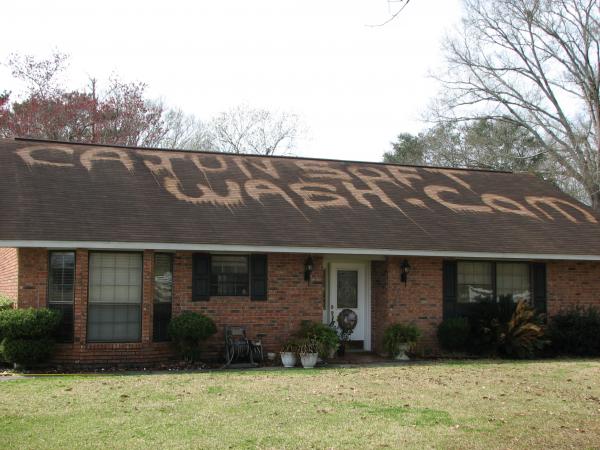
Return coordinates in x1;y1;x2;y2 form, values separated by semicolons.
434;0;600;208
160;108;214;151
6;51;68;98
369;0;412;27
210;105;301;155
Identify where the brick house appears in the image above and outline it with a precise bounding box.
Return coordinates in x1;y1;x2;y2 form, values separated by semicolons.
1;137;599;365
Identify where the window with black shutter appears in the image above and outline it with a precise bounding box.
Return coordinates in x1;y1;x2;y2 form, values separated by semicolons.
250;254;268;301
153;253;173;342
442;260;546;319
532;263;547;313
192;253;267;300
192;253;211;301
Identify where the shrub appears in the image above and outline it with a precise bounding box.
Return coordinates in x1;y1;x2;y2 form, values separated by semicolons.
0;308;62;340
498;301;548;359
437;318;470;352
296;337;319;355
0;295;14;312
296;321;339;358
281;339;301;353
0;338;55;365
0;308;61;367
548;306;600;356
383;323;420;356
168;312;217;361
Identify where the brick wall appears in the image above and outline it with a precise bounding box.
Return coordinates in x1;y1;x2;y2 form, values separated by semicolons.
15;246;600;365
547;260;600;316
17;248;323;365
0;248;18;302
172;252;324;357
370;256;443;355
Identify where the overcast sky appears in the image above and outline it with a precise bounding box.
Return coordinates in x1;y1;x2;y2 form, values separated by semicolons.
1;0;462;162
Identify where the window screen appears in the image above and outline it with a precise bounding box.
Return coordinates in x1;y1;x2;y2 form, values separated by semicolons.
210;255;249;296
88;252;142;342
457;261;493;303
48;252;75;342
496;263;531;303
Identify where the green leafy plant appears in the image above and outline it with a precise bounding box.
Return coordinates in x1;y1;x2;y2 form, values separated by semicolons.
167;312;217;362
548;306;600;356
0;308;61;367
383;323;421;356
498;301;549;358
296;321;339;358
281;339;300;353
296;337;319;355
437;318;470;352
0;308;62;340
0;295;14;312
0;338;55;365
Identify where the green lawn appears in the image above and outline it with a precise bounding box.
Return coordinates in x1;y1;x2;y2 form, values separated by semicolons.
1;360;600;449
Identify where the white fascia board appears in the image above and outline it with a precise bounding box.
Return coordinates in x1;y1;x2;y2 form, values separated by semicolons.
1;240;600;261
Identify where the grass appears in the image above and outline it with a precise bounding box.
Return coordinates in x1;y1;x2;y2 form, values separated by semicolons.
1;360;600;449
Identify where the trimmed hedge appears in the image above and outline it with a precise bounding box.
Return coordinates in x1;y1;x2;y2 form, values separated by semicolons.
168;312;217;361
0;308;62;340
437;318;470;352
548;307;600;356
0;338;55;365
0;308;61;367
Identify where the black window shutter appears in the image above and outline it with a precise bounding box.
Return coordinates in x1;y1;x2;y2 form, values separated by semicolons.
250;254;268;301
442;260;458;319
532;263;547;313
192;253;210;301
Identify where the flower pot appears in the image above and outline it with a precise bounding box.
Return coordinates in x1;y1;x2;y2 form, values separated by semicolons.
394;343;412;361
280;351;297;368
300;352;318;368
328;347;337;359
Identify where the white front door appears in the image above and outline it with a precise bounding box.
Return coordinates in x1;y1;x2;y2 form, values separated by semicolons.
329;262;368;344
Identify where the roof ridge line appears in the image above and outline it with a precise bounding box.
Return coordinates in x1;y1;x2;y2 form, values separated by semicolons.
10;136;514;174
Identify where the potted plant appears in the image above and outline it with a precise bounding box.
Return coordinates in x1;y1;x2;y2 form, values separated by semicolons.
280;340;298;368
383;323;421;360
298;337;319;368
297;321;339;359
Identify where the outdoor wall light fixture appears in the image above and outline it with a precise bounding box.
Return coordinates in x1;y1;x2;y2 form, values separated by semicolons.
304;256;314;283
400;259;411;285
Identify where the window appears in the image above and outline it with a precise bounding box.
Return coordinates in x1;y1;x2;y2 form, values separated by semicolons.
153;253;173;342
48;252;75;342
337;270;358;308
88;252;142;342
496;263;531;303
457;261;493;303
445;260;542;320
210;255;249;296
456;261;531;304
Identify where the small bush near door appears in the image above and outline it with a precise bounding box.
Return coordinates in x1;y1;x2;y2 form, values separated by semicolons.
0;308;61;366
548;306;600;356
168;312;217;362
296;321;339;358
383;323;420;357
